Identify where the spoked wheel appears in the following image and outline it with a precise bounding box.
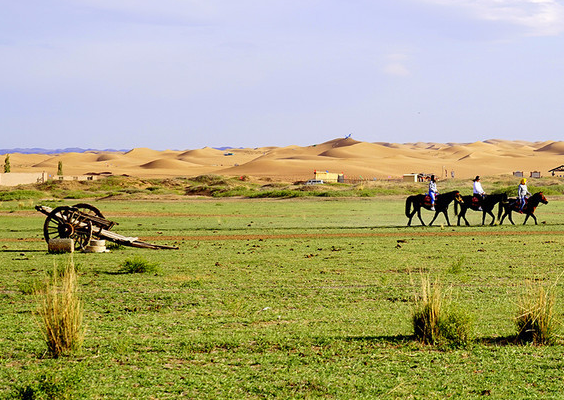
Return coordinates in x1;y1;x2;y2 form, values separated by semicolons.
43;206;93;250
72;203;105;219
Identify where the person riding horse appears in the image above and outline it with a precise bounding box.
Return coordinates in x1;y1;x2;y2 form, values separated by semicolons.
428;175;438;211
517;178;531;213
473;176;485;211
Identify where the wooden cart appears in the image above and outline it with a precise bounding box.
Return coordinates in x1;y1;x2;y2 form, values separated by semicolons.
35;203;178;250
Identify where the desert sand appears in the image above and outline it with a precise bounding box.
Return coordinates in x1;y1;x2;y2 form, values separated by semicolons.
5;138;564;182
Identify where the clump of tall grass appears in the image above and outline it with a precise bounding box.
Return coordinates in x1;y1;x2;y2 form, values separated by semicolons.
118;256;159;274
515;280;557;345
412;275;473;347
35;257;84;358
413;276;442;344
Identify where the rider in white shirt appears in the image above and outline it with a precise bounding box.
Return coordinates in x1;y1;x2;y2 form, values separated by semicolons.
473;176;485;211
428;175;438;211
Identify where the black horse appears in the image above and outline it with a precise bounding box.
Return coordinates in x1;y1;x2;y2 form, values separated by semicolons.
499;192;548;225
457;193;508;226
405;190;464;226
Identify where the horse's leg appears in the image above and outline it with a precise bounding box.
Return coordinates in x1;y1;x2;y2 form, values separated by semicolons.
486;210;495;225
508;211;515;225
458;207;469;226
428;210;439;226
500;206;508;225
443;210;451;226
417;208;426;226
407;206;417;226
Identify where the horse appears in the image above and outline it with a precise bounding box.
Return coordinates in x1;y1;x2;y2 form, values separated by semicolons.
405;190;464;226
457;193;508;226
499;192;548;225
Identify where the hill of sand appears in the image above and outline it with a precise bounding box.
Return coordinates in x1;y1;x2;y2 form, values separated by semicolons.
4;138;564;182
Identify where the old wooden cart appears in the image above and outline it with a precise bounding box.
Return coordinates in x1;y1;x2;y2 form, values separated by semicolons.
35;203;178;250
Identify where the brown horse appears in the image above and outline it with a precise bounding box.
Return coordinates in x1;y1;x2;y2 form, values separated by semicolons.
405;190;464;226
499;192;548;225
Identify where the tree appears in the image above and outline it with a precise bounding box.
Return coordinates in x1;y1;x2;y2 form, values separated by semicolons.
3;154;10;173
57;161;63;176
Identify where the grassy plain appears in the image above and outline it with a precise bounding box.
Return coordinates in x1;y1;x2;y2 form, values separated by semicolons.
1;195;564;399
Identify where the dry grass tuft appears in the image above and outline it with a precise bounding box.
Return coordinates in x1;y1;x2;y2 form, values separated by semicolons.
35;257;84;358
412;275;473;347
516;280;557;345
412;275;442;344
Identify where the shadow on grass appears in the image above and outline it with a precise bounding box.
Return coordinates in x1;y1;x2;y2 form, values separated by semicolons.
337;334;520;347
0;249;48;253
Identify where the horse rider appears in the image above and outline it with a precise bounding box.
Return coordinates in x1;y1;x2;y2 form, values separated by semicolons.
428;175;438;211
473;176;485;211
518;178;531;213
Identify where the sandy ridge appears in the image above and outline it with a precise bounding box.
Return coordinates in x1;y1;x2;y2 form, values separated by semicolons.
6;138;564;181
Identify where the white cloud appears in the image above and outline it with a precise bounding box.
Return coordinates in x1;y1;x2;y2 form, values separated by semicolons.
383;53;411;77
420;0;564;36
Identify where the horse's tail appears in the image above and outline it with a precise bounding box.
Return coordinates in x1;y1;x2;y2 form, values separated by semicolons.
405;196;414;217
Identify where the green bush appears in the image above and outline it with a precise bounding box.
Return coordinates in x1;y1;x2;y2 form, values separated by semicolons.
438;305;474;348
118;257;159;274
9;370;82;400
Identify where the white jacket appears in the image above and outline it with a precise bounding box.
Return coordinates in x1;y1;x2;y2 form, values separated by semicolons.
473;181;485;195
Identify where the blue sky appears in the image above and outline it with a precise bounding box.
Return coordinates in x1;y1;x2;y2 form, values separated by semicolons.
1;0;563;150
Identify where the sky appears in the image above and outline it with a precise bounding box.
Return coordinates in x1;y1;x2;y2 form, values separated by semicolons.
1;0;564;150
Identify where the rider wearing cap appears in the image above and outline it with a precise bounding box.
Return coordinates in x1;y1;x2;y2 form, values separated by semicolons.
473;176;485;211
518;178;531;213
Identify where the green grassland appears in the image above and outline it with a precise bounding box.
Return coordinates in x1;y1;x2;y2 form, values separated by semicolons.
1;193;564;399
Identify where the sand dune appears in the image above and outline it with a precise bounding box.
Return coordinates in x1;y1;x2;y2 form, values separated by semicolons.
4;138;564;182
140;159;201;169
535;142;564;154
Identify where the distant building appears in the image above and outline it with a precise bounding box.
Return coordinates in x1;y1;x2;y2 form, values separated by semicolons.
54;174;102;182
403;173;432;182
549;165;564;176
314;171;344;183
530;171;541;178
403;173;419;182
0;172;47;186
513;171;524;178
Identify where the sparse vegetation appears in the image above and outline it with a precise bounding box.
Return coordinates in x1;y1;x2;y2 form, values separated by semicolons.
1;197;564;398
0;174;562;201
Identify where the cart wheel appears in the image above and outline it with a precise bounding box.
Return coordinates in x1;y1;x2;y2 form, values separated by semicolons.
72;203;105;218
43;206;93;251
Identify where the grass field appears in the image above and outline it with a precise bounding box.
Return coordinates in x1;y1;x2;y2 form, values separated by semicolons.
1;195;564;399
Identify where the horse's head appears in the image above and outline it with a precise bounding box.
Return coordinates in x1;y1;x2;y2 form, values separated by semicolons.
538;192;548;205
454;191;464;203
